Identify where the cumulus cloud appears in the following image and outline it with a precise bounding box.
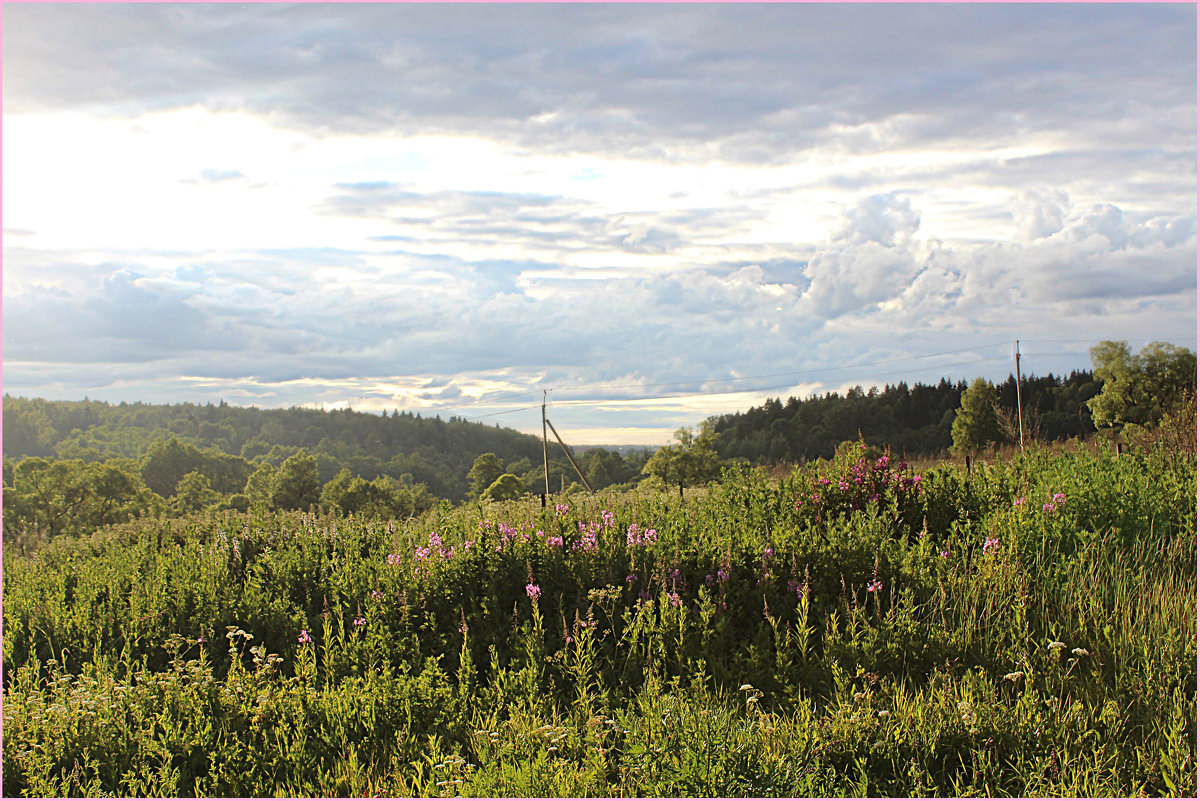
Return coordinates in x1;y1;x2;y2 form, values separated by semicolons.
2;4;1194;441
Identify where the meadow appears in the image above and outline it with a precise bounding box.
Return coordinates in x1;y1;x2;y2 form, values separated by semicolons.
2;440;1195;797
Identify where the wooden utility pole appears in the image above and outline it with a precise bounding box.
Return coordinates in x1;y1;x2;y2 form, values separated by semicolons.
541;391;551;503
545;417;595;494
1015;340;1025;452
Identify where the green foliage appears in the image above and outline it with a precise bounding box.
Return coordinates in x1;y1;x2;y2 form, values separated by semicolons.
269;450;321;511
2;457;159;545
711;371;1099;463
482;473;524;502
951;378;1007;455
172;471;219;515
468;453;506;497
2;425;1195;797
1087;340;1197;429
643;425;722;491
322;469;434;519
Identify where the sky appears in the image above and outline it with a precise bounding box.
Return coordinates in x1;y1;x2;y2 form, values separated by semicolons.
2;3;1196;446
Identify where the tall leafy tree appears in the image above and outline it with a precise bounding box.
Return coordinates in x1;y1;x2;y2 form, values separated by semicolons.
951;378;1007;455
467;453;505;497
1087;340;1196;429
643;425;722;494
269;450;321;511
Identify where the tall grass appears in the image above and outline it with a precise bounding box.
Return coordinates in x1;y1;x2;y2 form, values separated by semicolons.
3;441;1194;797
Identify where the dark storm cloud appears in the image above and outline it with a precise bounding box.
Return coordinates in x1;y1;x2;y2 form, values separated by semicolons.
4;3;1193;164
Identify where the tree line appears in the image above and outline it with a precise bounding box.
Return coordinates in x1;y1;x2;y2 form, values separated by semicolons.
4;340;1192;546
707;369;1104;463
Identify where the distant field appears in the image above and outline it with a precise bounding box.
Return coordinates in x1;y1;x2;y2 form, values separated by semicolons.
2;441;1195;797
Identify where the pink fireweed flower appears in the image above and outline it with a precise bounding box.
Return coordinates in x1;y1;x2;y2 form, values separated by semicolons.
1013;497;1026;507
525;583;542;601
298;630;313;644
601;510;615;528
545;534;564;548
983;536;1000;554
668;592;682;608
876;455;890;469
626;573;638;583
353;616;366;627
1043;502;1056;513
555;503;570;517
1053;492;1066;504
387;554;402;565
705;573;715;587
838;480;850;491
818;477;831;486
867;579;883;593
371;590;382;599
939;550;949;559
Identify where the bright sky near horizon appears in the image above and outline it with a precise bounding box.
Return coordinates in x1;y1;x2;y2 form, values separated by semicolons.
2;3;1196;445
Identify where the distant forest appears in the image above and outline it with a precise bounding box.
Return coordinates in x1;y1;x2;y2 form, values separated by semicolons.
1;396;649;501
4;368;1100;501
708;370;1102;463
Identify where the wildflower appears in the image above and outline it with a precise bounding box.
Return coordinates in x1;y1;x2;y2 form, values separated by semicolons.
818;477;831;486
555;502;570;517
526;583;542;602
1048;641;1066;650
1003;671;1025;682
1072;647;1089;657
370;590;382;599
877;710;890;718
353;616;366;627
939;550;949;559
1042;502;1056;513
601;510;615;528
717;567;731;583
739;684;754;691
668;592;682;608
196;633;207;644
625;573;638;584
387;554;401;565
1053;492;1066;503
762;547;774;560
545;535;564;548
705;573;715;587
983;536;1000;554
867;579;883;593
298;630;313;644
838;480;850;491
1013;497;1026;507
875;455;890;469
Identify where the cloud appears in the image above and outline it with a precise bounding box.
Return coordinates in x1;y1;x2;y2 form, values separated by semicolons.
2;4;1194;442
4;4;1193;169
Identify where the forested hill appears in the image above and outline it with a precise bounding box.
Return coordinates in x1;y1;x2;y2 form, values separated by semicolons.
708;370;1101;463
1;396;548;499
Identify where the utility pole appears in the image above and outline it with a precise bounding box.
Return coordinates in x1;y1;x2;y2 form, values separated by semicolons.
545;417;595;494
541;391;550;503
1015;340;1025;452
